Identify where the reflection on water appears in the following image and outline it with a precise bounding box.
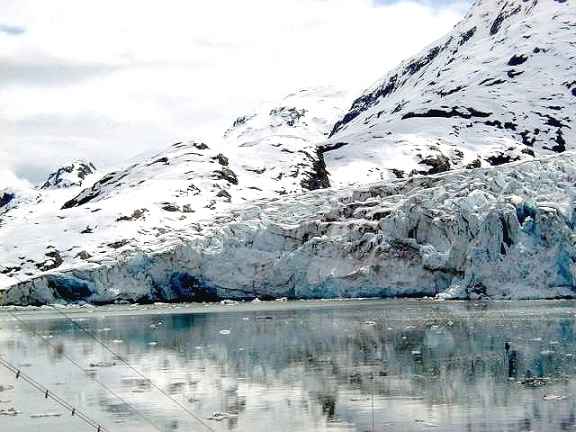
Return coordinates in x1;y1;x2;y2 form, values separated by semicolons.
2;300;576;431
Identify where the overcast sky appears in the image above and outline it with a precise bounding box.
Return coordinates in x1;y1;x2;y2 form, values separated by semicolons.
0;0;471;186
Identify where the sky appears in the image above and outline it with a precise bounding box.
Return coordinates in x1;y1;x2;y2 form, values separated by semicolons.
0;0;471;186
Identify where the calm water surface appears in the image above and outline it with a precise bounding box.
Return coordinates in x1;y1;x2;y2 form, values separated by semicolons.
1;299;576;432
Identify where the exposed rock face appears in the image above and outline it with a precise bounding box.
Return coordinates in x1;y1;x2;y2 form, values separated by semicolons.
41;160;97;190
325;0;576;186
4;152;576;305
0;192;15;208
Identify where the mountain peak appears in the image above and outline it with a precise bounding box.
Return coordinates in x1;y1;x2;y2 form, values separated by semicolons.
224;86;350;142
40;160;97;190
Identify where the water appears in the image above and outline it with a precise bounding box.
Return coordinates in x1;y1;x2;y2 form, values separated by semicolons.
1;300;576;432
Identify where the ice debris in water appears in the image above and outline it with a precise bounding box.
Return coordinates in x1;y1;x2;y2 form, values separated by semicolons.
30;413;63;418
221;300;239;306
208;412;238;421
0;408;19;416
543;394;567;401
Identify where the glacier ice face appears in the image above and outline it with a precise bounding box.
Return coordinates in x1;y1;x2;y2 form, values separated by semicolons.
4;152;576;305
325;0;576;186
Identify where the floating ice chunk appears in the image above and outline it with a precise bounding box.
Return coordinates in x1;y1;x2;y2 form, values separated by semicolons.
544;394;567;401
221;300;238;306
30;413;62;418
0;408;19;416
208;412;238;421
89;361;116;368
415;419;439;427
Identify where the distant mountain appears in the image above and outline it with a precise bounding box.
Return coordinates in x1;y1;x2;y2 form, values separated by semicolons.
223;87;351;193
41;160;97;190
61;87;350;211
325;0;575;186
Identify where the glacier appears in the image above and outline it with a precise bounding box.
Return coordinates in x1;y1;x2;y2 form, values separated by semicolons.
4;152;576;305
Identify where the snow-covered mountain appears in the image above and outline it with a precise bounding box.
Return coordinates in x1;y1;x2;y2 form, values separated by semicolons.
325;0;575;186
61;87;351;212
40;160;97;190
2;0;576;305
1;160;98;216
223;87;351;193
0;87;350;300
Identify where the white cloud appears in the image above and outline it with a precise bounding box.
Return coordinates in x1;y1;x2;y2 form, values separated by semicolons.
0;148;32;189
0;169;32;190
0;0;467;183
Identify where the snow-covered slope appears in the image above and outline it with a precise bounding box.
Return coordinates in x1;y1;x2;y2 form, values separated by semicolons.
5;151;576;305
222;87;351;193
62;87;350;211
325;0;576;186
0;88;350;299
